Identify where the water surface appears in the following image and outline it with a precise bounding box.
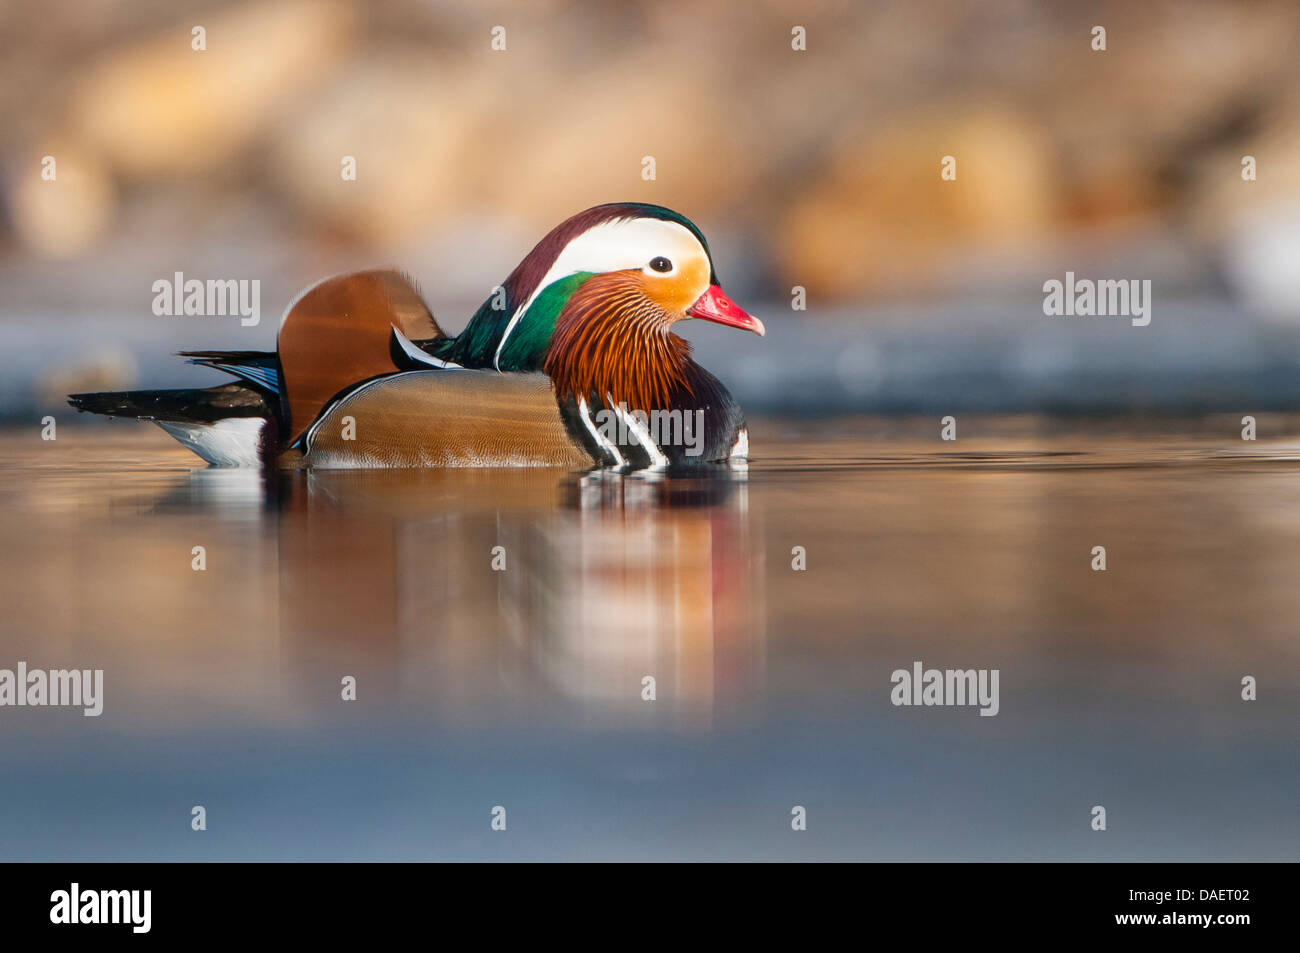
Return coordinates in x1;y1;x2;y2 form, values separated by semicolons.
1;417;1296;860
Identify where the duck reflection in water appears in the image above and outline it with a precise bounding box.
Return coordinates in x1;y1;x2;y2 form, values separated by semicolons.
270;467;765;728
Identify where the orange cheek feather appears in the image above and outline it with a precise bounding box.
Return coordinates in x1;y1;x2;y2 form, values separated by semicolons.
641;258;711;315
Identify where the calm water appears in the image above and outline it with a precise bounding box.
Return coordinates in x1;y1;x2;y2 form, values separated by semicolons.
0;417;1297;861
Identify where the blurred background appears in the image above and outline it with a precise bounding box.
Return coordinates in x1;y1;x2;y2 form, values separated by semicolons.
5;0;1300;416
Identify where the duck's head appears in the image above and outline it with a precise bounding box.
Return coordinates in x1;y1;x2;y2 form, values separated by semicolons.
450;203;763;378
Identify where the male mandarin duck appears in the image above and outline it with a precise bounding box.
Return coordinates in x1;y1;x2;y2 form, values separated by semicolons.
69;203;765;469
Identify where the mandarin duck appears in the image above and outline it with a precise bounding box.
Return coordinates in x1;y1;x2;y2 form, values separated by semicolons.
69;203;764;469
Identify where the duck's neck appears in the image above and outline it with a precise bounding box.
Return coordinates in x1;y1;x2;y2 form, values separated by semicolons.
544;274;746;467
543;273;695;412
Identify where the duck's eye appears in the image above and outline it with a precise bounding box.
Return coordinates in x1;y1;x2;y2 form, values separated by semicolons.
649;256;673;273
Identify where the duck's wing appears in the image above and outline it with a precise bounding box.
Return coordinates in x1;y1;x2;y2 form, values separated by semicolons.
277;269;445;446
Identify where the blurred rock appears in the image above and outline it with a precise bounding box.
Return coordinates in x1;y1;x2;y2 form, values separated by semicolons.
1222;202;1300;323
9;141;116;257
268;48;756;245
67;0;355;178
1188;98;1300;321
488;54;756;231
778;106;1057;297
267;54;497;244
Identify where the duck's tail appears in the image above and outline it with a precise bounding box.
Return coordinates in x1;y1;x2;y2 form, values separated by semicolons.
68;382;279;467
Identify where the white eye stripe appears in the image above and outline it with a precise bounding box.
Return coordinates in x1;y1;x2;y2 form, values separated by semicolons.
493;218;707;368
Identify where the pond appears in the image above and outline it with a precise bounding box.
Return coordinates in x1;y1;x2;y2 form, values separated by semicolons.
0;417;1296;860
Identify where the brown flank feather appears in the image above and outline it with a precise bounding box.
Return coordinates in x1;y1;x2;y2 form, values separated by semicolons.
297;370;592;469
